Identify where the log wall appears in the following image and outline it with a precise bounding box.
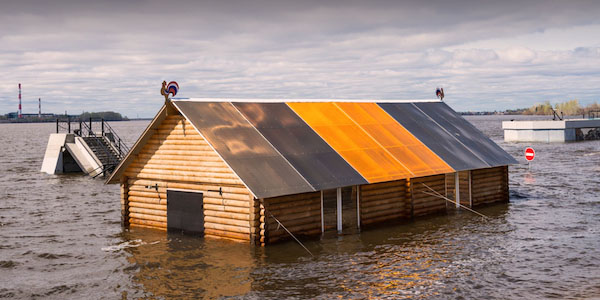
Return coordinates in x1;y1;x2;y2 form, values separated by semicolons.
410;174;447;216
359;180;410;225
121;114;254;242
471;166;509;206
261;192;321;244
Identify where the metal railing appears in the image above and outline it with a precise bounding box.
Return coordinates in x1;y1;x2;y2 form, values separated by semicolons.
55;117;130;177
56;118;129;159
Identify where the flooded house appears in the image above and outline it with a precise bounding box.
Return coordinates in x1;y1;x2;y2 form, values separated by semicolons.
106;99;517;245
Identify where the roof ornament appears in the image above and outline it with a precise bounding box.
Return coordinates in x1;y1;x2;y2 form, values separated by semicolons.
436;87;444;101
160;81;179;104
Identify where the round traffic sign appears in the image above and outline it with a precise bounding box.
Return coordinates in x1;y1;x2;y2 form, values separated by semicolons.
525;147;535;161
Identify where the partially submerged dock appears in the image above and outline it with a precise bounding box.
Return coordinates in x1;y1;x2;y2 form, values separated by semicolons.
41;119;129;177
502;118;600;142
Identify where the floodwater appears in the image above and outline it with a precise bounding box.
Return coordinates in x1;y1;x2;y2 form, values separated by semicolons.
1;115;599;299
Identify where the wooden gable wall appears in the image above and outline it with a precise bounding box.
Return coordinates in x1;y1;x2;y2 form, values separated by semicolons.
121;113;257;242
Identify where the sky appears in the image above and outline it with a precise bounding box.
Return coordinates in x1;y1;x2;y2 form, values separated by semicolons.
1;0;600;117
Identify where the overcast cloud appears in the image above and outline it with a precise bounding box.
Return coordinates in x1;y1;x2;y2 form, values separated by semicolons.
1;0;600;117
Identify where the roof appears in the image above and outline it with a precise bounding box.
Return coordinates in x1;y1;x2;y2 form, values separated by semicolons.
108;99;517;199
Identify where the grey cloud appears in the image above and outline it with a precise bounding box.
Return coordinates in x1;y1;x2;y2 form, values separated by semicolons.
1;1;600;117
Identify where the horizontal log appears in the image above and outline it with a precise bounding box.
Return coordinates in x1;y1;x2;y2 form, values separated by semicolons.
267;199;320;211
124;171;243;186
149;133;205;141
127;166;241;180
361;195;409;207
266;215;321;230
412;200;445;209
204;216;249;228
360;186;407;197
360;180;407;191
129;212;167;222
204;222;250;234
135;153;223;162
128;179;248;194
141;142;213;151
204;228;249;241
129;218;167;228
360;193;410;203
204;204;251;214
202;210;249;221
473;174;506;182
472;171;498;178
471;179;505;189
266;193;320;205
412;195;445;203
268;204;320;216
128;201;166;211
128;195;165;205
471;189;506;198
361;202;405;214
131;158;227;169
129;206;167;217
362;208;408;220
129;163;233;174
267;209;320;223
138;149;221;157
155;129;197;136
268;221;321;237
146;139;210;147
203;197;249;208
128;187;249;202
411;175;445;182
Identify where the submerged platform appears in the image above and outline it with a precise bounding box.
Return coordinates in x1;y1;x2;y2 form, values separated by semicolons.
503;119;600;142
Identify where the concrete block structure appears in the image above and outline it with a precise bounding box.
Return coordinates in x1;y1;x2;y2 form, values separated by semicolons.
503;119;600;142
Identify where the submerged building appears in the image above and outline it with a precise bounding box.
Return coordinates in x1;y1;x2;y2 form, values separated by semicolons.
107;99;517;245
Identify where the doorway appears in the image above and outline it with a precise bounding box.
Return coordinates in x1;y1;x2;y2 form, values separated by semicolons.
167;189;204;234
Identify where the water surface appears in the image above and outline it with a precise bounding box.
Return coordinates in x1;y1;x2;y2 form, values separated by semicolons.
0;115;599;299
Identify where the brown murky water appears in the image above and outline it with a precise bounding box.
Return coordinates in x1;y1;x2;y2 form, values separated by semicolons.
1;116;599;299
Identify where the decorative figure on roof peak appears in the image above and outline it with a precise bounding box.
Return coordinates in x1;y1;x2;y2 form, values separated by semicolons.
436;87;444;101
160;81;179;104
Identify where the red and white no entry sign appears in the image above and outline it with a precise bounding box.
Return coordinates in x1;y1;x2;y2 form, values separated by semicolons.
525;147;535;161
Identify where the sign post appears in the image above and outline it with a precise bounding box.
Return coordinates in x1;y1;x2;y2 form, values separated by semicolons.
525;147;535;170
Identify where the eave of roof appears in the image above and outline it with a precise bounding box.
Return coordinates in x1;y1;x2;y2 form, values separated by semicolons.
173;98;442;103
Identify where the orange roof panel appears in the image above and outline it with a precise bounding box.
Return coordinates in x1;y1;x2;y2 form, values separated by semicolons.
287;102;412;183
335;102;454;177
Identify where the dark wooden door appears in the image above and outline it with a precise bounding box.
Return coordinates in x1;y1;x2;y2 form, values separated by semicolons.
167;190;204;234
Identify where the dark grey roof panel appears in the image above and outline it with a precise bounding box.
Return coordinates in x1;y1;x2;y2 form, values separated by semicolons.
173;101;315;199
378;102;489;171
414;102;518;167
234;102;368;190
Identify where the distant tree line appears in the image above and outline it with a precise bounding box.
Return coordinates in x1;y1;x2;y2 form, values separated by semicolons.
79;111;128;121
460;100;600;116
523;100;600;116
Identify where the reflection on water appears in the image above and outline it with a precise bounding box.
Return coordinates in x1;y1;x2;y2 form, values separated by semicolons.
1;116;599;299
122;229;256;299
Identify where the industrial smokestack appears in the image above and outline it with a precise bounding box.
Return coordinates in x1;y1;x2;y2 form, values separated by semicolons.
39;98;41;118
18;83;22;118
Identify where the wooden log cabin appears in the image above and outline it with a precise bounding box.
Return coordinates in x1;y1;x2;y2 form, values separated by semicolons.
106;99;517;245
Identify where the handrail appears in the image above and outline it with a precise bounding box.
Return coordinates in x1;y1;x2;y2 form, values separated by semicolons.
55;118;130;159
55;117;129;177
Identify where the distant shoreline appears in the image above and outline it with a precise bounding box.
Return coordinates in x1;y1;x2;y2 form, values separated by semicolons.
0;118;152;124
